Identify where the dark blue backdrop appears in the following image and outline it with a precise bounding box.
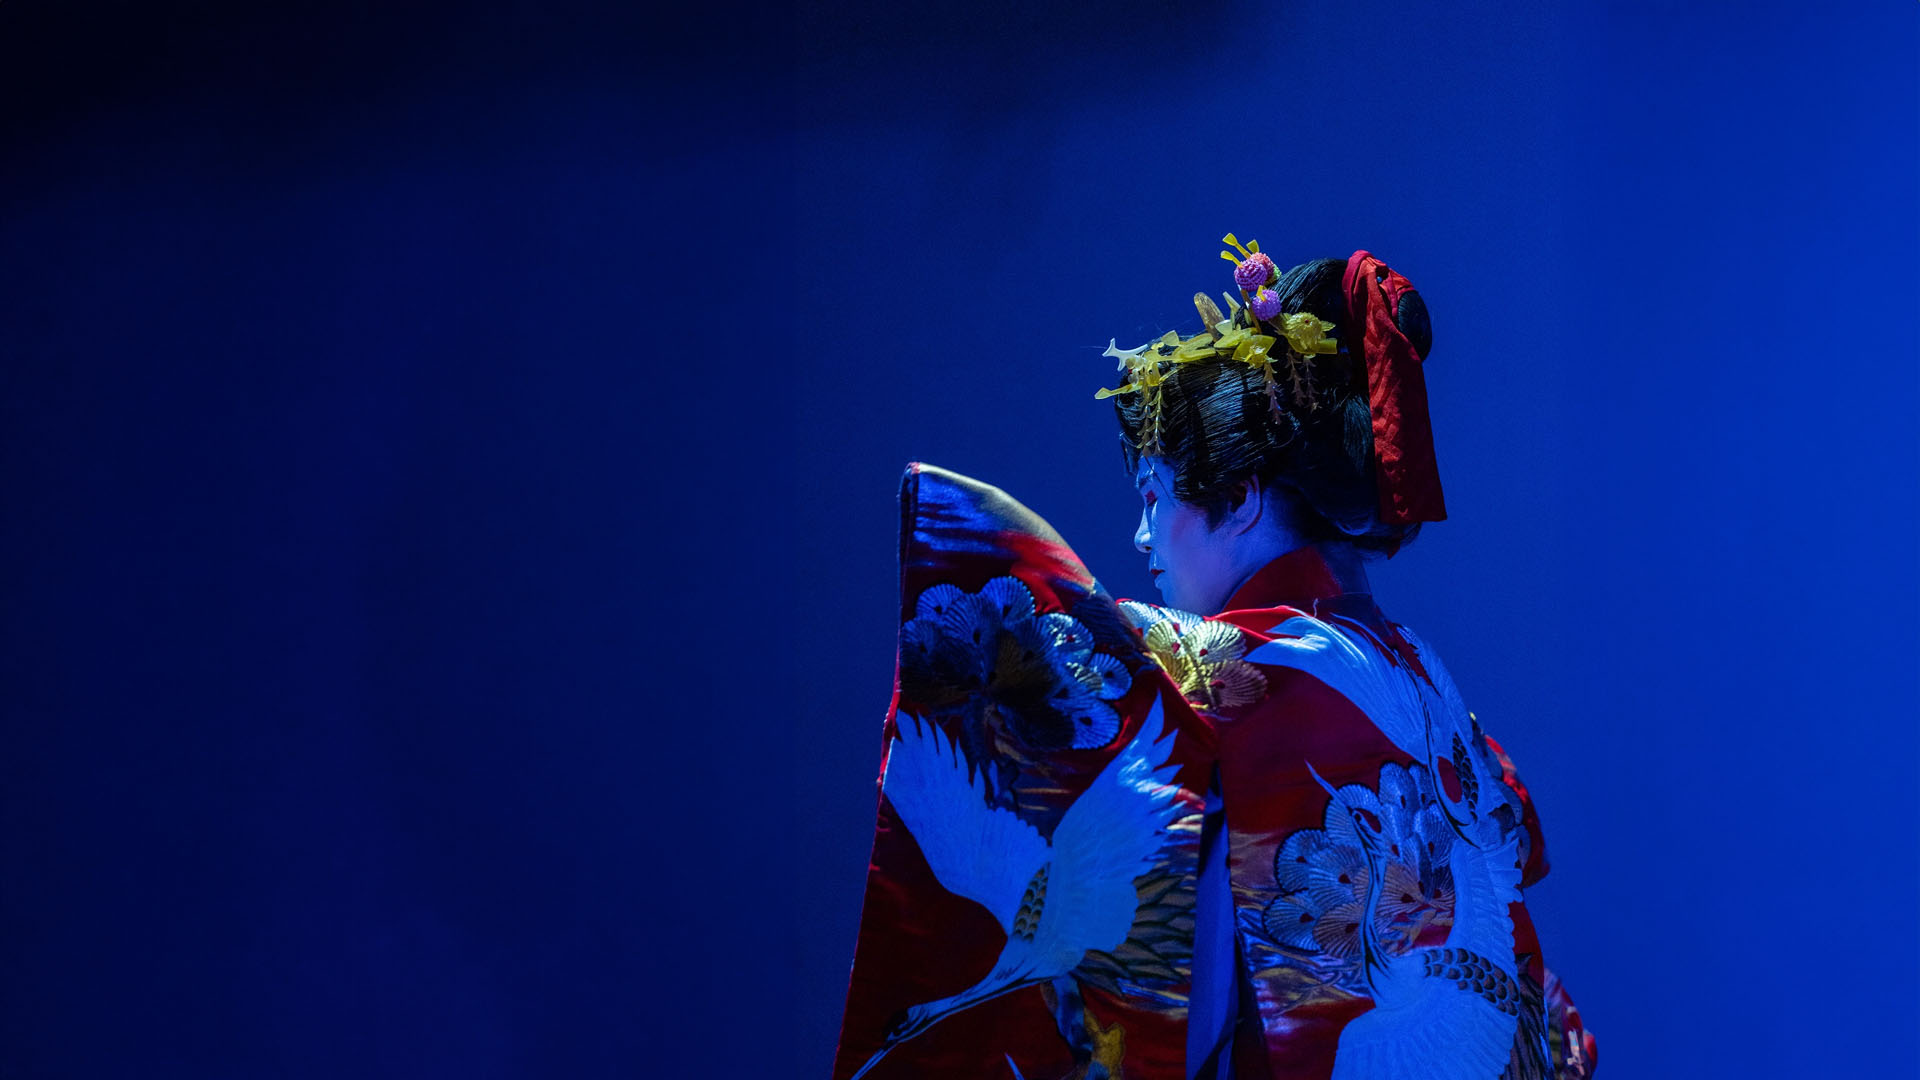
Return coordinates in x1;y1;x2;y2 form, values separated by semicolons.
3;2;1914;1077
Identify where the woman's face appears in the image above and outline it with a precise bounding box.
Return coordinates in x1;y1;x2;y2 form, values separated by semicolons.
1133;458;1239;614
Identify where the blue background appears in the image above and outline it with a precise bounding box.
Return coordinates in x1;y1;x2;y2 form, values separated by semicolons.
2;2;1914;1077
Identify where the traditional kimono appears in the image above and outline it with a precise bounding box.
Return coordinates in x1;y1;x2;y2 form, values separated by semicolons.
833;464;1595;1080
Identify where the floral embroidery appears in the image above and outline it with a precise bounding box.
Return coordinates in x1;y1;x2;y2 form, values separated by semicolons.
1261;762;1457;980
1252;742;1537;1077
1120;602;1267;711
900;576;1132;766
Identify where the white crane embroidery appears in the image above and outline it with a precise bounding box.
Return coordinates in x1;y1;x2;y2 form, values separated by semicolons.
1246;612;1534;1077
851;699;1184;1080
1305;758;1526;1079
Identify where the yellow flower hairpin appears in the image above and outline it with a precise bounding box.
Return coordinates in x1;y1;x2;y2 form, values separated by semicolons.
1275;312;1338;410
1279;312;1338;357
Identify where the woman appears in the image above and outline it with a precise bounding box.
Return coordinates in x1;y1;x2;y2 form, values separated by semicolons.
833;238;1595;1079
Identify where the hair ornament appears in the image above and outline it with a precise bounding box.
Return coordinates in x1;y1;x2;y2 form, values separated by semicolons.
1220;234;1274;283
1226;328;1287;422
1279;312;1338;357
1095;233;1344;443
1094;333;1194;454
1344;250;1446;528
1277;311;1339;410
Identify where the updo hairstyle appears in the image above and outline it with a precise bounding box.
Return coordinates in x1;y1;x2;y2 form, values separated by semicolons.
1114;258;1433;556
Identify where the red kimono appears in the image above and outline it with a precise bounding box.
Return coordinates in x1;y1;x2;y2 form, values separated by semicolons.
834;464;1595;1080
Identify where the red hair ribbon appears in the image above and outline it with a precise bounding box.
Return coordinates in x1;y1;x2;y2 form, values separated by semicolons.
1344;250;1446;527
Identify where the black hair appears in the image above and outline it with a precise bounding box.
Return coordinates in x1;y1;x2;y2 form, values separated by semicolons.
1115;257;1430;556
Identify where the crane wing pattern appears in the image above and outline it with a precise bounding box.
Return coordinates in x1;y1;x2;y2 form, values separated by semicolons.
880;715;1051;935
855;699;1185;1079
1026;698;1184;962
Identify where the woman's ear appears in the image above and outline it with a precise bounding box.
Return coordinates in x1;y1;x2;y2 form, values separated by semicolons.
1222;474;1266;536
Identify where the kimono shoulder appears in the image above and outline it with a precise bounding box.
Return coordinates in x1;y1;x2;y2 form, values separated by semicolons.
1121;596;1552;887
1117;593;1577;1078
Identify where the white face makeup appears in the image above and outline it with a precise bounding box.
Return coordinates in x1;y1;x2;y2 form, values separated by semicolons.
1132;458;1244;615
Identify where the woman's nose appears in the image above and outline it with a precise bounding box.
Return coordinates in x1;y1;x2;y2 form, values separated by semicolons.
1134;509;1152;554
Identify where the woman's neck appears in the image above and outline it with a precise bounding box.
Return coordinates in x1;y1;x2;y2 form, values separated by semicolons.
1203;485;1374;612
1312;540;1373;596
1212;538;1373;614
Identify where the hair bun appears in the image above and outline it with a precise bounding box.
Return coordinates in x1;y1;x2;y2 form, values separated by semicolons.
1394;290;1432;360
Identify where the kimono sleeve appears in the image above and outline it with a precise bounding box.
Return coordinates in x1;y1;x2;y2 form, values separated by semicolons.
1481;732;1550;889
831;463;1217;1080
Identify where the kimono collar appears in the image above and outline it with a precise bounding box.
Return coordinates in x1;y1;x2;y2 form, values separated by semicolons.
1219;545;1362;615
1219;546;1424;676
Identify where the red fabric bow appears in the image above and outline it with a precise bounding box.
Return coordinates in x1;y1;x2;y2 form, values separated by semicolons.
1344;251;1447;528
